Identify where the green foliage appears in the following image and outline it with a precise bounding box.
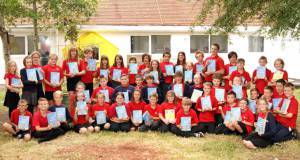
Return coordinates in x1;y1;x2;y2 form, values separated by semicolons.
197;0;300;38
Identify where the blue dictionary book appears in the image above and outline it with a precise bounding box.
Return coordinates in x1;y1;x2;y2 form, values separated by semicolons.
196;64;203;73
272;98;282;110
165;65;174;76
50;72;60;85
96;111;106;124
231;107;241;121
18;116;30;130
215;88;225;102
181;117;191;131
255;117;266;135
150;71;159;83
207;60;216;72
122;91;129;103
116;105;128;119
100;89;110;102
36;67;44;80
68;62;79;74
100;69;108;78
142;111;153;124
47;112;58;127
280;99;290;114
147;88;157;100
174;84;183;97
256;66;266;79
201;96;212;111
112;69;122;81
224;111;231;122
132;110;143;123
248;99;257;114
229;66;237;75
83;90;90;101
88;59;97;71
232;85;243;99
56;108;66;122
129;63;138;74
26;69;38;81
76;101;88;115
11;78;21;87
175;65;183;73
184;70;193;82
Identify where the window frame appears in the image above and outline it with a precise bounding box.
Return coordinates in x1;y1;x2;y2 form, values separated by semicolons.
190;34;229;54
248;36;264;52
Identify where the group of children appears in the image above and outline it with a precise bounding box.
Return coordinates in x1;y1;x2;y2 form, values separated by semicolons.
2;44;298;149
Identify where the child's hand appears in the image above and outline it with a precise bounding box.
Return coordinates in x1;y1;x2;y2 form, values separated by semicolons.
47;125;53;130
163;73;167;77
170;119;176;124
218;106;222;110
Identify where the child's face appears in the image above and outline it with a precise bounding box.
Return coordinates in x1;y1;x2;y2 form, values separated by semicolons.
116;95;124;104
211;45;219;55
120;76;129;86
263;89;273;99
70;50;77;58
49;57;57;65
212;79;221;87
259;59;267;67
227;95;236;104
229;56;237;64
32;54;40;65
85;51;93;59
239;100;247;110
38;101;49;112
275;83;284;93
18;103;28;113
274;60;283;70
182;104;190;112
237;62;244;70
53;94;63;104
233;77;242;85
129;59;136;64
196;54;204;62
77;93;85;101
133;91;141;101
257;100;268;112
100;78;108;87
146;78;154;85
116;57;122;65
149;96;158;105
193;75;201;85
250;91;259;100
102;59;108;65
174;76;183;83
97;95;105;104
25;59;33;68
186;63;193;70
284;87;293;98
152;61;159;69
178;53;185;61
135;78;143;85
166;93;175;103
163;54;171;62
9;63;17;73
76;85;85;93
203;85;211;95
143;56;150;63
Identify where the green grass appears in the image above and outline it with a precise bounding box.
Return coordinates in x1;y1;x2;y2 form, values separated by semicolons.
0;86;300;160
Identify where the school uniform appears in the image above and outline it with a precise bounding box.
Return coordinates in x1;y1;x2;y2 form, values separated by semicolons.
169;83;193;102
270;69;288;82
139;104;161;132
79;59;96;96
274;96;298;142
191;85;203;115
244;112;277;148
229;70;251;98
128;101;146;128
32;111;65;143
223;63;236;91
252;68;272;95
141;84;163;104
111;85;135;103
48;104;72;133
109;66;128;88
20;68;40;113
42;64;64;101
211;86;227;126
62;59;82;92
203;55;225;82
215;103;239;135
193;62;204;74
171;109;200;137
4;73;21;117
195;95;218;133
91;86;114;104
71;102;91;133
108;103;131;132
138;63;150;75
159;61;174;96
10;108;32;138
90;103;110;129
32;64;45;99
238;108;255;137
158;102;180;132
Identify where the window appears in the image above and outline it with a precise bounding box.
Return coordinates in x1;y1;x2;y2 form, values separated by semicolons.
190;35;209;53
9;35;26;55
248;36;264;52
190;35;228;53
151;35;170;54
28;35;51;54
131;36;149;53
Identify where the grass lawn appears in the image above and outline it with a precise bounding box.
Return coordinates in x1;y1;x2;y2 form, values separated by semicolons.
0;87;300;160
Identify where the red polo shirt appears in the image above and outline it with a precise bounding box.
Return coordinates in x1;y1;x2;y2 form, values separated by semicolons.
275;96;298;129
204;55;225;82
241;108;255;134
143;104;160;120
42;64;63;91
160;61;174;84
252;68;272;94
175;109;199;125
32;111;50;131
195;95;218;122
10;109;33;126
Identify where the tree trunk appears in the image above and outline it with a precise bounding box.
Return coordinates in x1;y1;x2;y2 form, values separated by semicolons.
0;15;10;71
32;0;39;51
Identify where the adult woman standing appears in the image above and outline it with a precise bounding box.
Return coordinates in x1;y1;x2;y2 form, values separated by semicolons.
31;51;45;100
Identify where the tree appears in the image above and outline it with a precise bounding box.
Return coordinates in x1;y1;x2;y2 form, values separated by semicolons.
197;0;300;38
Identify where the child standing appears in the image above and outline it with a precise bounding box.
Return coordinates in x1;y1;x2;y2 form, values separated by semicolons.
252;56;272;95
269;58;288;86
110;54;128;88
223;51;238;91
193;51;205;76
31;51;45;99
128;57;138;85
160;51;174;96
4;60;23;117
